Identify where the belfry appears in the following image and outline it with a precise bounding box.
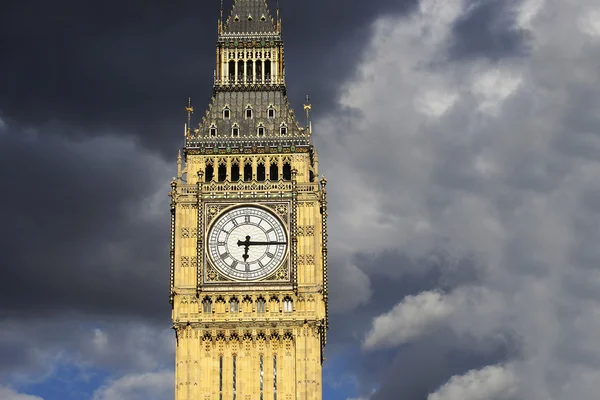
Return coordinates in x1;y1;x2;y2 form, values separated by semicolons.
169;1;328;399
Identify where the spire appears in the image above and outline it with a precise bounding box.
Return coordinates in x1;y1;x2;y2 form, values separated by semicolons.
223;0;277;34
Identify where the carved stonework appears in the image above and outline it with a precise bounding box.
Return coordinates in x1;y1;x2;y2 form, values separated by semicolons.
298;254;315;265
181;256;198;268
181;227;198;238
297;225;315;236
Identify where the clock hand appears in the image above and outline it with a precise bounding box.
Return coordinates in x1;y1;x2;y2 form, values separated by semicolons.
241;235;250;261
236;238;287;247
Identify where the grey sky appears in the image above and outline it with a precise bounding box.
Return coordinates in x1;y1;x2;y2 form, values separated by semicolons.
1;0;600;399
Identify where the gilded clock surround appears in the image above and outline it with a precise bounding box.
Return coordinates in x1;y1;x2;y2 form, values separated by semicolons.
169;1;328;399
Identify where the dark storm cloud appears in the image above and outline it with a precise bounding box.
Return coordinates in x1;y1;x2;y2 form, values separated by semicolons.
0;125;171;319
0;0;418;155
448;0;532;61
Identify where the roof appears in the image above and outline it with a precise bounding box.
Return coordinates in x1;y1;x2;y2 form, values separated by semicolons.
191;90;307;141
223;0;277;34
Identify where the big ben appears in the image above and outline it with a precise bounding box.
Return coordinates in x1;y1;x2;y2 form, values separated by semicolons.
169;1;328;399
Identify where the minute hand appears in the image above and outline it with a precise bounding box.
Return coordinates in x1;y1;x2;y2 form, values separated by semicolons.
237;240;287;247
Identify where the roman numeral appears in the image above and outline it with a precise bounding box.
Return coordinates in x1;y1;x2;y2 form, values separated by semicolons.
231;261;238;269
245;263;250;271
244;215;250;223
266;228;274;234
232;219;239;227
266;252;274;258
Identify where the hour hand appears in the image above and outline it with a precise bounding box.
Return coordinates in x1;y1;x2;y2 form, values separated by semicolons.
237;240;287;247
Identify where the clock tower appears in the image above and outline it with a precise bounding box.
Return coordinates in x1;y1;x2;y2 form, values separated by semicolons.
169;1;328;400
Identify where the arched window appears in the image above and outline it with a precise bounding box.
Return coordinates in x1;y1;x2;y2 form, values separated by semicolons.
209;124;217;137
257;162;266;182
245;106;253;120
280;123;288;136
231;161;240;181
237;60;244;82
244;162;252;181
223;106;230;119
218;163;227;182
246;60;253;82
205;163;214;182
270;163;279;180
202;297;212;313
256;297;266;313
256;60;263;83
257;124;265;137
282;162;292;181
228;61;235;82
230;297;239;313
267;105;275;119
265;60;272;82
232;124;239;137
283;297;293;313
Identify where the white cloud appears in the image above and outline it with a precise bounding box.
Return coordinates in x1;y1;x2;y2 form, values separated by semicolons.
319;0;600;397
92;371;174;400
427;365;517;400
0;387;44;400
363;287;505;350
363;291;453;349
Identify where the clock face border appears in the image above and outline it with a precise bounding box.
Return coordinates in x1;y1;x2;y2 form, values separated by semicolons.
203;202;292;284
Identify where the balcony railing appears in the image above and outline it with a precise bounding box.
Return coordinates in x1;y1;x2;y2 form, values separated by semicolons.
177;181;319;196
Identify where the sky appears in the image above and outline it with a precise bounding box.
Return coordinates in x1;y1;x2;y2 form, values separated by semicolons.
1;0;600;399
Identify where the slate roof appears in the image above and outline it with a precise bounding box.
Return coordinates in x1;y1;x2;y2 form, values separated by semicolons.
190;90;306;141
223;0;277;34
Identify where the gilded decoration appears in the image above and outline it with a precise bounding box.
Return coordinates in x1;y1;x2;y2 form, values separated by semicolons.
172;1;327;398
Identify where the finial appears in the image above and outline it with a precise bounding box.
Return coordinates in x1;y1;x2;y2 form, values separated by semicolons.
303;95;312;132
219;0;224;33
185;97;194;131
276;0;280;32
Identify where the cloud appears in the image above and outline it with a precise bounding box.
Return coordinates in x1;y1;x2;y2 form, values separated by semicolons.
427;365;517;400
0;387;43;400
363;291;453;349
91;371;174;400
316;0;600;397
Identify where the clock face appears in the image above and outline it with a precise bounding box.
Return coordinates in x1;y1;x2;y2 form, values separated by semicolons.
207;206;288;281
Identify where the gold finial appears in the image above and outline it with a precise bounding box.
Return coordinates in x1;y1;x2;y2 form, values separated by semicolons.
177;150;183;183
219;0;224;34
185;97;194;131
276;0;280;32
304;94;312;132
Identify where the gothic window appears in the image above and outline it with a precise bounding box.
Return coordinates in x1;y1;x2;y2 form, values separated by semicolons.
256;297;266;313
260;354;264;399
237;60;244;82
232;124;239;137
202;297;212;313
280;124;288;136
228;61;235;82
223;106;230;119
256;61;263;83
257;124;265;137
283;297;293;313
246;60;254;82
210;124;217;137
219;355;223;400
230;297;239;313
282;162;292;181
265;60;272;82
273;355;277;400
257;162;266;182
309;170;315;183
205;162;214;182
244;162;252;181
267;106;275;119
233;355;237;400
231;161;240;181
270;163;279;180
218;163;227;182
245;106;253;119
